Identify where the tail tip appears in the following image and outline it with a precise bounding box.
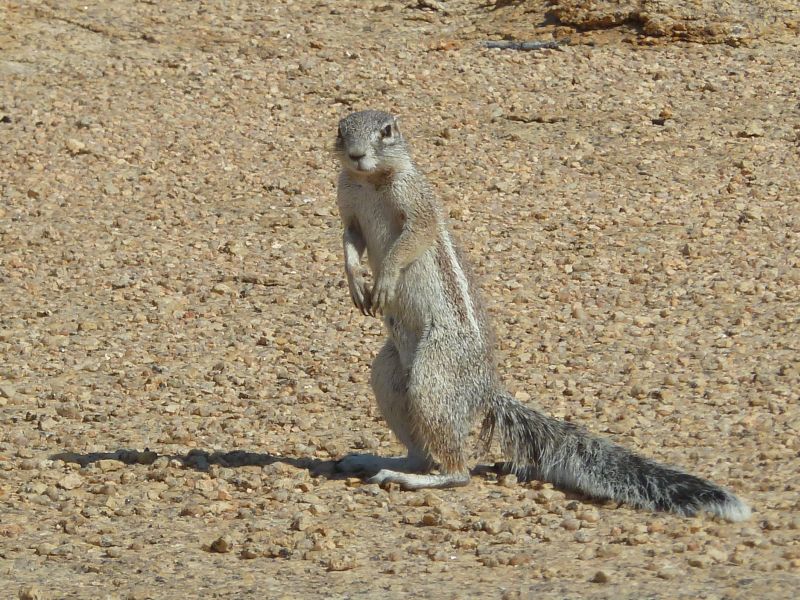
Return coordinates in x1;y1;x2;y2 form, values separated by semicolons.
709;496;751;522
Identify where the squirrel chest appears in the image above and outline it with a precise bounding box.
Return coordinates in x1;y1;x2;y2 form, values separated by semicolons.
338;176;408;273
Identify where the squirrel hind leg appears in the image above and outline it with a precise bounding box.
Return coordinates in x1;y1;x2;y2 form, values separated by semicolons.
404;339;477;478
370;341;434;465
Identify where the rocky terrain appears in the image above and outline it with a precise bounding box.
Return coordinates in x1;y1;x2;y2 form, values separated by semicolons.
1;1;798;598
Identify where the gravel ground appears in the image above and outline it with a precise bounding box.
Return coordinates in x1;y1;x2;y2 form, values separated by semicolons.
1;1;799;598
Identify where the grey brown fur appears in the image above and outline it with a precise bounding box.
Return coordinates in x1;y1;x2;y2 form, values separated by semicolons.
333;109;750;521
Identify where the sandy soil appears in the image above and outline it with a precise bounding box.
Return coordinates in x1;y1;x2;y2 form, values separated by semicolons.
1;1;799;598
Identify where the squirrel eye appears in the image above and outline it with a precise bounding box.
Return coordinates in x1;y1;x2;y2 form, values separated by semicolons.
381;124;392;138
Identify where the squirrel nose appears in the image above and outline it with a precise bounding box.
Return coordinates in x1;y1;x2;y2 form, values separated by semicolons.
348;151;366;161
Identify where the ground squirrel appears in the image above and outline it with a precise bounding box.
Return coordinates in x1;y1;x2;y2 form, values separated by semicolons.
332;109;750;521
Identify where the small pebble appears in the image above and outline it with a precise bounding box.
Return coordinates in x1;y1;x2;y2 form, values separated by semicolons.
658;565;683;580
19;586;48;600
561;518;581;531
591;570;612;583
57;473;84;491
209;536;233;553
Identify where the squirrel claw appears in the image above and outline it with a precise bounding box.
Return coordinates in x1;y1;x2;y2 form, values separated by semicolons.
371;274;397;315
350;279;375;317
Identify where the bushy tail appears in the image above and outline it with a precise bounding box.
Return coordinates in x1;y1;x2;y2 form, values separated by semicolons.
481;392;750;521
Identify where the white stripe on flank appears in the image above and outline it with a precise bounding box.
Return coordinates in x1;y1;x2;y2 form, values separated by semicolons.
442;235;480;333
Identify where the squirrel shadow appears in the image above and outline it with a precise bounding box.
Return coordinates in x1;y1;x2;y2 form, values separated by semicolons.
49;447;345;479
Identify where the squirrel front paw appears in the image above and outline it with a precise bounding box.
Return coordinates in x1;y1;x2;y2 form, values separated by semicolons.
371;270;398;314
348;277;374;316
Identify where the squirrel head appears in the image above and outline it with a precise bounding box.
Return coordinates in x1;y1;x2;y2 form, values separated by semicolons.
335;110;412;177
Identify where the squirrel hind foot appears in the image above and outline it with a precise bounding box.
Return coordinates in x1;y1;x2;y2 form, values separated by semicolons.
368;469;470;490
